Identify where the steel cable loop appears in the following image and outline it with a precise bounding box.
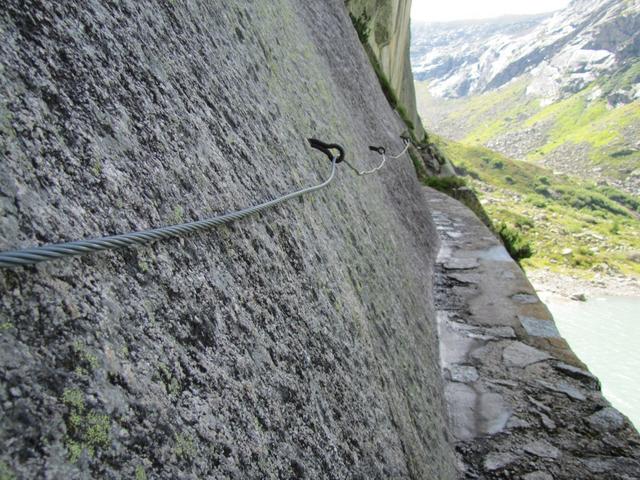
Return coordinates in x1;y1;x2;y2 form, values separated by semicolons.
345;140;409;176
0;156;338;268
343;154;387;176
388;141;410;159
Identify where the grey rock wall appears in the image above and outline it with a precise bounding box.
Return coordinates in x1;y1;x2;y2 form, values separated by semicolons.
0;0;455;478
346;0;425;139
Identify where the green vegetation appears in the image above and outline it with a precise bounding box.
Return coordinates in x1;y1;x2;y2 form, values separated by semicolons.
137;257;150;273
439;138;638;216
497;223;533;262
419;168;497;233
0;322;14;332
174;432;196;460
91;160;102;177
155;362;181;395
416;60;640;184
600;60;640;98
71;340;99;376
370;54;399;109
348;11;370;44
423;175;466;192
135;466;147;480
434;136;640;277
171;205;185;224
62;388;111;462
396;105;415;131
409;148;429;184
521;88;639;179
0;461;15;480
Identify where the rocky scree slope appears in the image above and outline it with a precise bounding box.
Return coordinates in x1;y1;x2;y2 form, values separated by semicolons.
0;1;456;478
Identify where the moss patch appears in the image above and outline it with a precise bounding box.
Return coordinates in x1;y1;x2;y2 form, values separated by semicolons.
0;461;15;480
155;362;181;395
174;432;197;460
71;340;99;376
62;388;111;462
0;322;14;332
135;465;147;480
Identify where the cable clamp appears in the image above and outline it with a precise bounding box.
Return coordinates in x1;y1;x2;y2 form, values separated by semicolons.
308;138;345;163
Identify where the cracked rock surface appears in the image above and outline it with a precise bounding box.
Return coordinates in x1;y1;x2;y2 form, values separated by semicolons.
428;187;640;479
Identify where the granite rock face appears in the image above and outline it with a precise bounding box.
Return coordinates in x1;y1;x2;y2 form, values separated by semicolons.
347;0;425;138
0;1;455;478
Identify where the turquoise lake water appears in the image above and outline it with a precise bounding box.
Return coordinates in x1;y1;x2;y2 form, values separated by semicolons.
543;296;640;429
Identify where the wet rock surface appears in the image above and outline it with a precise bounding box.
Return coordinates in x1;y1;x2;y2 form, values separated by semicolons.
428;188;640;479
0;1;457;478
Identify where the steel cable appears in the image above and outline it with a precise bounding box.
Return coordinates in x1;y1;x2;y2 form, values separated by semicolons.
0;156;338;268
343;154;387;176
343;140;410;176
0;136;410;269
387;141;410;159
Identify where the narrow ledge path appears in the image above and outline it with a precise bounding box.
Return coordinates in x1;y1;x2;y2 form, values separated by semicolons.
425;187;640;480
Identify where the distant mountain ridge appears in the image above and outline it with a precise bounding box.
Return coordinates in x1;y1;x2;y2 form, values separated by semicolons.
412;0;640;102
411;0;640;194
411;13;551;97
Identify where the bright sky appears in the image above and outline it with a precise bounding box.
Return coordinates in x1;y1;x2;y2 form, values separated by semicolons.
412;0;571;23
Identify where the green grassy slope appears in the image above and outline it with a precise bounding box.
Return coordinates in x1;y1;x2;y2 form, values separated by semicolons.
417;61;640;186
434;136;640;278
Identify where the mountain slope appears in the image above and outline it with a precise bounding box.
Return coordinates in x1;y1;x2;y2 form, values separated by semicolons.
412;0;640;194
434;136;640;279
416;64;640;193
412;0;640;100
411;13;552;97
